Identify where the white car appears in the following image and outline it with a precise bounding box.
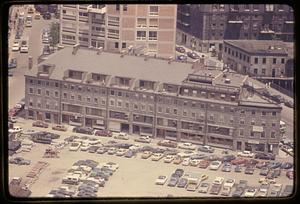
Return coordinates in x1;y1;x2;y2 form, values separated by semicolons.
177;150;195;158
80;142;90;151
88;138;101;145
269;184;282;197
256;188;268;197
178;142;196;150
20;45;29;53
209;161;222;170
69;142;81;151
224;178;235;188
116;148;128;156
182;158;190;166
9;126;23;134
164;155;175;163
198;183;210;193
151;153;164;161
129;143;140;151
134;136;152;143
212;177;224;185
12;41;20;51
244;187;257;197
155;175;168;185
190;158;201;166
237;151;254;158
220;186;232;196
114;132;129;140
104;162;119;171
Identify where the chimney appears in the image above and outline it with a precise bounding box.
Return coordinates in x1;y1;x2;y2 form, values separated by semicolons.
97;47;103;55
72;44;80;55
168;56;173;64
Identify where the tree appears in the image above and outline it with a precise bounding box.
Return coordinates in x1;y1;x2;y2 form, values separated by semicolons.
49;22;60;49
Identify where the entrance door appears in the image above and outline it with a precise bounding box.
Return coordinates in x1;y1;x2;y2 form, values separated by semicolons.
272;69;276;77
37;112;43;120
121;123;129;133
237;141;242;150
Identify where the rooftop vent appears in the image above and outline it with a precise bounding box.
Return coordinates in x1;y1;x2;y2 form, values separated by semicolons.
72;44;80;55
225;78;231;84
97;47;103;55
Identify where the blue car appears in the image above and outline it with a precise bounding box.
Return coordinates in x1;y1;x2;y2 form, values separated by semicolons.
8;58;17;69
177;55;187;61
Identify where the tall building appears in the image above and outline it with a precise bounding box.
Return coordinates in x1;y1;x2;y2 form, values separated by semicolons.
60;4;177;58
24;46;282;154
177;4;294;53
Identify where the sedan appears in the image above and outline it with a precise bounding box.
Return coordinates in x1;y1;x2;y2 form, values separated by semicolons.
157;139;177;148
177;150;195;158
221;163;232;172
255;152;275;160
224;178;235;188
94;130;112;137
187;51;200;59
209;184;222;195
175;46;186;53
244;187;257;197
167;176;179;187
286;170;293;179
198;160;210;169
190;158;201;167
134;136;151;143
177;178;188;188
88;146;99;153
9;157;31;165
164;155;175;163
124;150;136;158
281;162;293;170
73;127;94;135
222;155;236;163
151;153;164;161
32;121;49;128
232;188;244;197
244;166;255;175
177;55;187;61
12;41;20;51
96;147;108;154
69;142;81;151
173;156;183;164
52;125;67;132
182;158;190;166
8;58;17;69
268;184;282;197
155;175;168;185
178;142;196;150
198;183;210;193
231;158;247;165
209;161;222;170
107;147;117;155
115;148;128;156
260;167;269;176
141;151;152;159
220;186;231;196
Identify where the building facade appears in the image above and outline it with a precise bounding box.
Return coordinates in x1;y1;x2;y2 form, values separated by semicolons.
222;40;289;77
60;4;177;58
24;46;282;154
177;4;294;53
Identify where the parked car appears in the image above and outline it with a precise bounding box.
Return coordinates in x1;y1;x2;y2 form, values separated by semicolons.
96;147;108;154
114;132;129;140
209;184;222;195
12;41;20;51
94;130;112;137
151;153;164;161
164;155;175;163
177;150;195;158
259;177;276;184
134;136;151;143
198;145;214;153
177;177;188;188
88;146;99;153
234;165;242;173
157;139;177;148
222;163;232;172
9;126;23;134
52;125;67;131
232;187;244;197
198;160;210;169
256;183;270;197
186;178;200;191
178;142;196;150
187;51;200;59
175;46;186;53
124;150;136;158
115;148;128;156
231;158;247;165
42;12;51;20
173;156;183;164
177;54;187;61
209;161;222;170
271;169;281;178
280;185;293;197
222;155;236;162
190;158;201;167
9;157;31;165
260;167;269;176
32;121;49;128
269;184;282;197
198;182;210;193
8;58;18;70
141;151;152;159
174;168;184;178
107;147;117;155
73;127;94;135
268;161;282;169
286;170;293;179
281;162;293;170
244;166;255;175
244;187;257;197
155;175;168;185
224;178;235;188
167;176;179;187
237;151;254;158
69;142;81;151
284;100;294;108
221;186;232;196
182;158;190;166
254;152;275;160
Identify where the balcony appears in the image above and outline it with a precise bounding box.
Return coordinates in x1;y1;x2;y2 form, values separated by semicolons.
62;14;76;21
87;5;106;14
62;27;76;33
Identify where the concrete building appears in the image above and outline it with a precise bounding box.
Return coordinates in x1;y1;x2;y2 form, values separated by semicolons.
222;40;289;77
177;4;294;53
24;46;282;154
60;4;177;58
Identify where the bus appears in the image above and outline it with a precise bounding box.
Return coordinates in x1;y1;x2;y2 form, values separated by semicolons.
280;120;286;134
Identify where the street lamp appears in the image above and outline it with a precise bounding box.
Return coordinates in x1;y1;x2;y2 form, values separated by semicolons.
191;36;196;51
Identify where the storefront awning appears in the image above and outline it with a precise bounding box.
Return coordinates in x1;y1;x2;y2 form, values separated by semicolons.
253;126;263;133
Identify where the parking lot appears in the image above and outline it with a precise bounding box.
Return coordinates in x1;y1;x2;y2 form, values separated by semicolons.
9;117;293;198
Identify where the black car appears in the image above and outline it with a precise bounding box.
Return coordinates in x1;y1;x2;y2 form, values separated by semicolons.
42;12;52;20
73;127;94;135
174;169;184;178
8;58;17;69
187;51;200;59
244;166;255;175
234;165;242;173
281;162;293;170
175;46;186;53
222;155;236;162
88;146;99;153
255;152;275;160
260;167;269;176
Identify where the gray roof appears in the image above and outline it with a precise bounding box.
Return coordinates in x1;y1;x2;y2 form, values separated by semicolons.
26;47;194;85
224;40;289;55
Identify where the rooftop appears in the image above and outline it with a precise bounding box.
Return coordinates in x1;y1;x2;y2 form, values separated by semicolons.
224;40;289;56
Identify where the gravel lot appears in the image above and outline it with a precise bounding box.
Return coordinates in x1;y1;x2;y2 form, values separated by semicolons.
8;118;294;198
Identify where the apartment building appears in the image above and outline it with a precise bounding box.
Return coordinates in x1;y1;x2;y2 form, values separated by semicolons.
60;4;177;58
177;4;294;53
222;40;289;77
24;46;282;154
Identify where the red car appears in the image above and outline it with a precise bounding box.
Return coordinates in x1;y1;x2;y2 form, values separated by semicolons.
198;160;210;169
32;121;49;128
94;129;112;137
286;170;293;179
231;158;248;165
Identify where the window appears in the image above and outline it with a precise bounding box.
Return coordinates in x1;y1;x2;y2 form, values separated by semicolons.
116;4;120;11
183;110;187;116
55;91;58;97
111;90;115;95
117;101;122;107
46;90;49;96
46;103;50;109
87;97;91;102
192;112;196;118
78;95;82;101
250;131;254;137
137;31;146;40
110;100;115;106
262;69;266;75
247;56;250;63
37;102;41;108
224;46;227;52
137;18;147;28
272;112;276;116
254;58;258;64
241;110;245;114
230;117;234;123
71;95;75;100
251;120;255;125
166;107;170;114
37;89;41;95
253;4;259;11
122;42;126;49
125;102;130;108
123;4;127;11
134;104;138;110
254;69;258;74
118;91;122;97
262;58;266;64
252;110;255;115
29;88;33;94
149;105;153;112
115;42;119;48
37;80;41;85
261;132;265;138
273;58;277;64
158;106;162;113
173;109;178;115
149;31;157;40
262;121;266;126
101;100;106;105
63;93;67;99
240;129;244;136
148;43;157;52
262;111;266;116
149;6;158;16
265;4;274;12
272;123;276;127
209;114;213;121
240;120;245;125
149;19;158;28
244;4;250;10
281;58;285;64
220;4;225;11
271;131;276;138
